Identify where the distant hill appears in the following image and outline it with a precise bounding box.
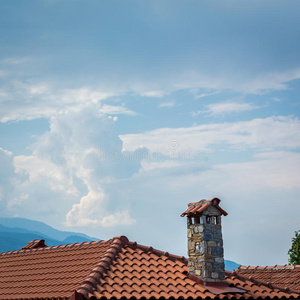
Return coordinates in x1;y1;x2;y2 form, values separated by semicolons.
225;259;241;271
0;229;61;253
62;235;95;244
0;218;99;253
0;217;240;270
0;217;95;241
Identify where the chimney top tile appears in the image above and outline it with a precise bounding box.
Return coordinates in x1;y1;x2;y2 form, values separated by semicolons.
181;198;228;217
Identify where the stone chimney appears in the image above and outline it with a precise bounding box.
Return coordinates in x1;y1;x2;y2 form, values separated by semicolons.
181;198;228;282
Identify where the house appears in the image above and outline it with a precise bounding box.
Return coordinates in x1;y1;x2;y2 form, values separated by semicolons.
236;265;300;293
1;198;299;300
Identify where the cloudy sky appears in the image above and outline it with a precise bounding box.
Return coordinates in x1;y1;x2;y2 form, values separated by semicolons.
1;0;300;266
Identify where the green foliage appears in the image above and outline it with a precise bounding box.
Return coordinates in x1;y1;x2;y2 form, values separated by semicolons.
288;230;300;265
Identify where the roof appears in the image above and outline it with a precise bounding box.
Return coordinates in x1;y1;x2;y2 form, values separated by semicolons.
181;198;228;217
0;236;299;300
236;265;300;293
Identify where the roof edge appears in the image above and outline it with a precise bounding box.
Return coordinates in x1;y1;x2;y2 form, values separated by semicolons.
127;241;188;264
228;270;300;296
75;236;128;298
236;264;300;271
0;239;107;256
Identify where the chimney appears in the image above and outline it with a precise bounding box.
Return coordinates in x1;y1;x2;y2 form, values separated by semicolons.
181;198;228;282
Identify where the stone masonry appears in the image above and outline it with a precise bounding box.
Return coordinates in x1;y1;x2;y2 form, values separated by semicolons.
186;203;226;282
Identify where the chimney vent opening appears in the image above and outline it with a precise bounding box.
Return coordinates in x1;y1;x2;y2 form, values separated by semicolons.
194;216;200;224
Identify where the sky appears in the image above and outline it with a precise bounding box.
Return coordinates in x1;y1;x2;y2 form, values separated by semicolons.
0;0;300;266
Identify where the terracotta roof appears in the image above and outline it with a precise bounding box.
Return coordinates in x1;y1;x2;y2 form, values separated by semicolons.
236;265;300;293
181;198;228;217
0;236;299;300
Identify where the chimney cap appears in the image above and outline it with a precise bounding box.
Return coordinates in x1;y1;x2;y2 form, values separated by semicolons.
180;198;228;217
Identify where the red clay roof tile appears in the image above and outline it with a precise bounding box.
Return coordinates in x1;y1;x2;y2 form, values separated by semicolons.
236;265;300;293
1;237;299;300
181;198;228;217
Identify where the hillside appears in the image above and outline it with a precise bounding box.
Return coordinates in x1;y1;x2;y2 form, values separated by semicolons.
0;218;98;253
0;217;94;241
225;260;241;271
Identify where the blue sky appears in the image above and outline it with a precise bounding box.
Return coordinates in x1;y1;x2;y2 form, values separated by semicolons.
0;0;300;266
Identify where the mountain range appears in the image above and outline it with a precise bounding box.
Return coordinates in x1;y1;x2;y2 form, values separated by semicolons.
0;217;98;253
0;217;240;271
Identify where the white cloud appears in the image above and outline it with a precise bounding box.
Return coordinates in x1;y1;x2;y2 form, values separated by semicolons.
1;56;300;124
194;91;219;99
99;104;136;115
1;107;140;228
240;68;300;94
141;90;166;98
65;190;107;227
0;148;16;210
216;151;300;190
121;116;300;155
0;77;139;123
131;86;167;98
174;68;300;95
140;159;184;171
100;210;136;227
14;155;78;196
159;101;175;108
108;116;118;122
0;80;124;122
201;101;259;116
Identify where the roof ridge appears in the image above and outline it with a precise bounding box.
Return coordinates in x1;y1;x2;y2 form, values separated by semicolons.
74;236;129;299
229;270;300;295
237;264;300;271
127;241;188;264
0;239;106;256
